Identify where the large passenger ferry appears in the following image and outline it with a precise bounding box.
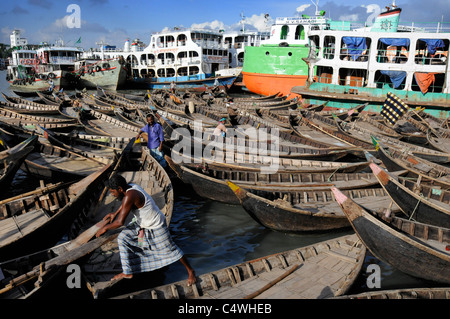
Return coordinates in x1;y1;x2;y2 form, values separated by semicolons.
92;27;267;91
291;2;450;118
242;3;329;97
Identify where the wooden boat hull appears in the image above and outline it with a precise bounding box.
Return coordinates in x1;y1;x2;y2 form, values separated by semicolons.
113;234;366;299
333;187;450;284
166;156;399;205
0;136;37;193
0;163;114;262
228;183;398;233
335;287;450;299
370;163;450;228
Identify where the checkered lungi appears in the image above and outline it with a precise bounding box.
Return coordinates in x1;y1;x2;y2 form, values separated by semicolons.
118;221;183;275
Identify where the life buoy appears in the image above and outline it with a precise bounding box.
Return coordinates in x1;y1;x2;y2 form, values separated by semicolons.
40;74;48;80
96;65;101;72
48;72;56;79
20;59;25;65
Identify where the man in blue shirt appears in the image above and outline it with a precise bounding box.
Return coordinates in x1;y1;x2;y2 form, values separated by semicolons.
136;114;167;167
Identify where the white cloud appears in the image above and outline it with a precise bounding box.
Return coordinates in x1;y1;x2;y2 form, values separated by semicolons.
296;4;311;13
191;20;225;30
243;14;272;32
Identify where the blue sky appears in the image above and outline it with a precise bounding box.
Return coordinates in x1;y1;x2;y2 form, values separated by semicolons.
1;0;449;49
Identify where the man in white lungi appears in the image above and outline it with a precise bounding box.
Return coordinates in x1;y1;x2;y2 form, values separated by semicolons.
96;174;196;285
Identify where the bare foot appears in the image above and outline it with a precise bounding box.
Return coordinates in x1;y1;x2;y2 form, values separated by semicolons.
111;273;133;281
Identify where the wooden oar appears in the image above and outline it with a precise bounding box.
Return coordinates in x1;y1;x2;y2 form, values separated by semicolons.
64;219;110;250
0;222;116;295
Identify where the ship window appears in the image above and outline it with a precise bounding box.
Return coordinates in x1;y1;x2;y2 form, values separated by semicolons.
166;68;176;77
411;72;446;93
178;67;188;76
317;66;333;84
189;66;199;75
157;69;165;77
374;70;406;90
376;38;409;64
280;25;288;40
177;34;187;46
189;51;199;57
341;37;370;61
323;36;335;59
148;69;156;78
339;68;367;87
415;39;448;65
295;25;305;40
238;52;244;63
266;51;270;56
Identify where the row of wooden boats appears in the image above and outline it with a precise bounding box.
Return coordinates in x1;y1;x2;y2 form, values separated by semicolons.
1;86;450;300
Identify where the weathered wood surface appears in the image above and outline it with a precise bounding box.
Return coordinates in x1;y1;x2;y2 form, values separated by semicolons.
228;181;400;233
332;187;450;284
334;287;450;299
113;234;365;299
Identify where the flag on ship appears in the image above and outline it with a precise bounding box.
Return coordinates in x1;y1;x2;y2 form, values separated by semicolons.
380;92;409;125
75;37;81;44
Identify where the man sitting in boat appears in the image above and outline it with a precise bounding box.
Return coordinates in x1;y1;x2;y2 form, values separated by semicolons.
95;174;197;285
136;114;167;167
213;117;227;138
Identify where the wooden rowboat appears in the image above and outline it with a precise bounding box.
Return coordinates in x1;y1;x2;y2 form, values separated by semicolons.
78;108;139;137
334;287;450;299
373;137;450;188
112;234;366;299
166;155;403;205
169;148;369;174
0;222;119;299
370;162;450;228
0;136;37;194
332;187;450;284
0;163;115;262
227;182;399;233
81;147;174;299
21;139;109;181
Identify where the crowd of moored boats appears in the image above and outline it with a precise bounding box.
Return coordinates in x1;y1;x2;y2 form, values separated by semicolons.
0;86;449;300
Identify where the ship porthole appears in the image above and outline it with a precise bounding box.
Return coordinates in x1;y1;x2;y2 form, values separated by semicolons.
265;51;270;56
288;52;292;56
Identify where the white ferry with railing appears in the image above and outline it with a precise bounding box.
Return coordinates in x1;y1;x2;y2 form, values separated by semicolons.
87;27;268;91
291;2;450;118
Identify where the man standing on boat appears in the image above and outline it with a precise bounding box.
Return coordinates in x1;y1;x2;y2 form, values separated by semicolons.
136;113;167;167
213;117;227;138
95;174;197;285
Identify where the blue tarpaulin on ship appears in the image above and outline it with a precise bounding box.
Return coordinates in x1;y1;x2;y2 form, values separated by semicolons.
380;70;407;89
419;39;445;55
342;37;367;61
379;38;410;47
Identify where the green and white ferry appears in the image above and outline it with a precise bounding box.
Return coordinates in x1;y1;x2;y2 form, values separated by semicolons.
291;2;450;118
